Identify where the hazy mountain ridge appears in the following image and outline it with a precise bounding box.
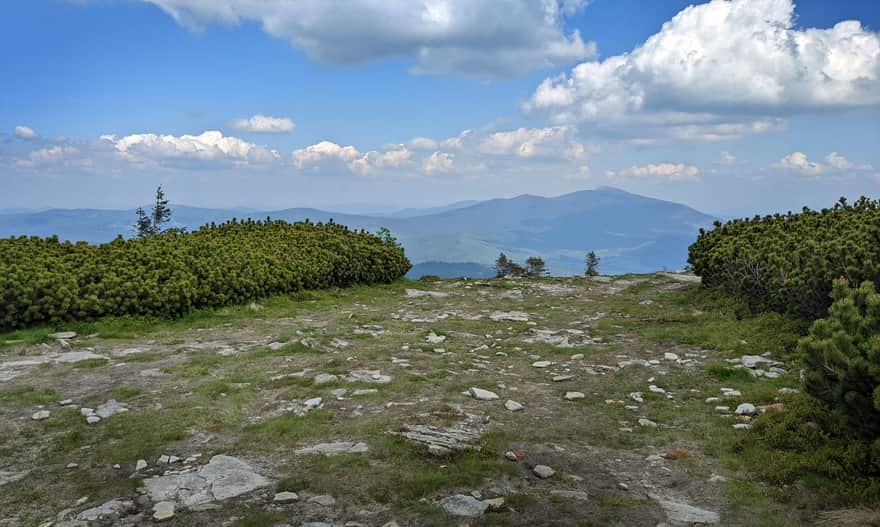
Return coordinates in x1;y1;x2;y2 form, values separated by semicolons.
0;188;715;275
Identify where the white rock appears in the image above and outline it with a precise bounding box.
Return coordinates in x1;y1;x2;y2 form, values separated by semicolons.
638;418;657;428
664;352;679;361
295;442;369;455
49;331;77;340
425;332;446;344
152;501;175;522
313;373;339;385
564;391;585;401
504;400;524;412
533;465;555;479
273;491;299;503
468;387;499;401
304;397;323;409
570;354;584;360
732;423;752;430
735;403;756;415
531;361;552;368
439;494;488;517
31;410;50;421
86;416;101;424
309;495;336;507
629;392;644;403
136;459;147;471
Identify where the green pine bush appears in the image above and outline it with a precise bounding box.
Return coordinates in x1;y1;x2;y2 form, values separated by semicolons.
0;219;410;330
688;197;880;319
799;278;880;438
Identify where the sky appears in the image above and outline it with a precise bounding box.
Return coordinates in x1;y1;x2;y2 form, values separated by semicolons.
1;0;879;216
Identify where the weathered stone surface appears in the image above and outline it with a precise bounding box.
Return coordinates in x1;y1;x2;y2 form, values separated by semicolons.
550;490;589;500
295;442;369;455
564;392;585;400
504;400;524;412
143;455;270;507
152;501;175;522
489;311;530;322
77;499;133;522
735;403;756;416
314;373;339;385
439;494;488;517
533;465;555;479
309;494;336;506
347;370;392;384
95;399;129;419
393;424;479;453
32;410;50;420
405;289;449;298
49;331;77;340
468;387;499;400
655;498;720;525
273;491;299;503
425;332;447;344
55;351;107;364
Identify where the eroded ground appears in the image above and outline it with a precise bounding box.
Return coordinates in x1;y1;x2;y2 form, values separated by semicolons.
0;275;807;526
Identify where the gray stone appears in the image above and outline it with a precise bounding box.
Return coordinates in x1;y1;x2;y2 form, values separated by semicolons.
532;360;552;368
50;331;77;340
143;455;271;507
309;494;336;506
468;387;499;400
405;289;448;298
564;391;585;400
274;491;299;503
504;400;524;412
655;498;720;525
314;373;339;385
489;311;530;322
77;499;132;522
638;418;657;428
95;399;129;419
393;424;479;453
533;465;555;479
735;403;756;416
152;501;175;522
550;490;588;500
439;494;488;517
295;442;369;455
347;370;392;384
32;410;50;421
304;397;323;409
55;351;107;364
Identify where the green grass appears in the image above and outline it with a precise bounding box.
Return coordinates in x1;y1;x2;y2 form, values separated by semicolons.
0;386;58;406
72;358;109;369
107;385;142;400
243;410;334;444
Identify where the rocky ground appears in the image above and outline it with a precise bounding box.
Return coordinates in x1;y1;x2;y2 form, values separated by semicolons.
0;274;808;526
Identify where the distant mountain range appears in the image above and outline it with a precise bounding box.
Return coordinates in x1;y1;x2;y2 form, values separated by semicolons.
0;187;716;276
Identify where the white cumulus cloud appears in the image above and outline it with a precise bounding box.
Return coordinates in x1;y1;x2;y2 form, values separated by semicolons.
422;151;454;173
291;140;362;169
526;0;880;133
608;163;700;182
479;126;588;160
230;114;295;133
774;151;873;175
16;145;91;169
14;125;38;140
142;0;594;76
103;130;280;164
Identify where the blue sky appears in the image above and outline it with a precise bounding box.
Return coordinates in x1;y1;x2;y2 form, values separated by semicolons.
1;0;878;216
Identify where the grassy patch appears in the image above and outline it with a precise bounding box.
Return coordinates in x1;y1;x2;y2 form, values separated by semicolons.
244;410;334;444
108;385;142;400
0;386;58;406
72;358;109;369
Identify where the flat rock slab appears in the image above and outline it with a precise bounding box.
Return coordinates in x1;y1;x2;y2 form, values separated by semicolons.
439;494;488;517
489;311;530;322
347;370;392;384
49;331;77;340
468;387;499;400
77;499;134;522
392;424;480;455
405;289;449;298
55;351;108;364
295;442;369;455
143;455;271;507
654;497;720;525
